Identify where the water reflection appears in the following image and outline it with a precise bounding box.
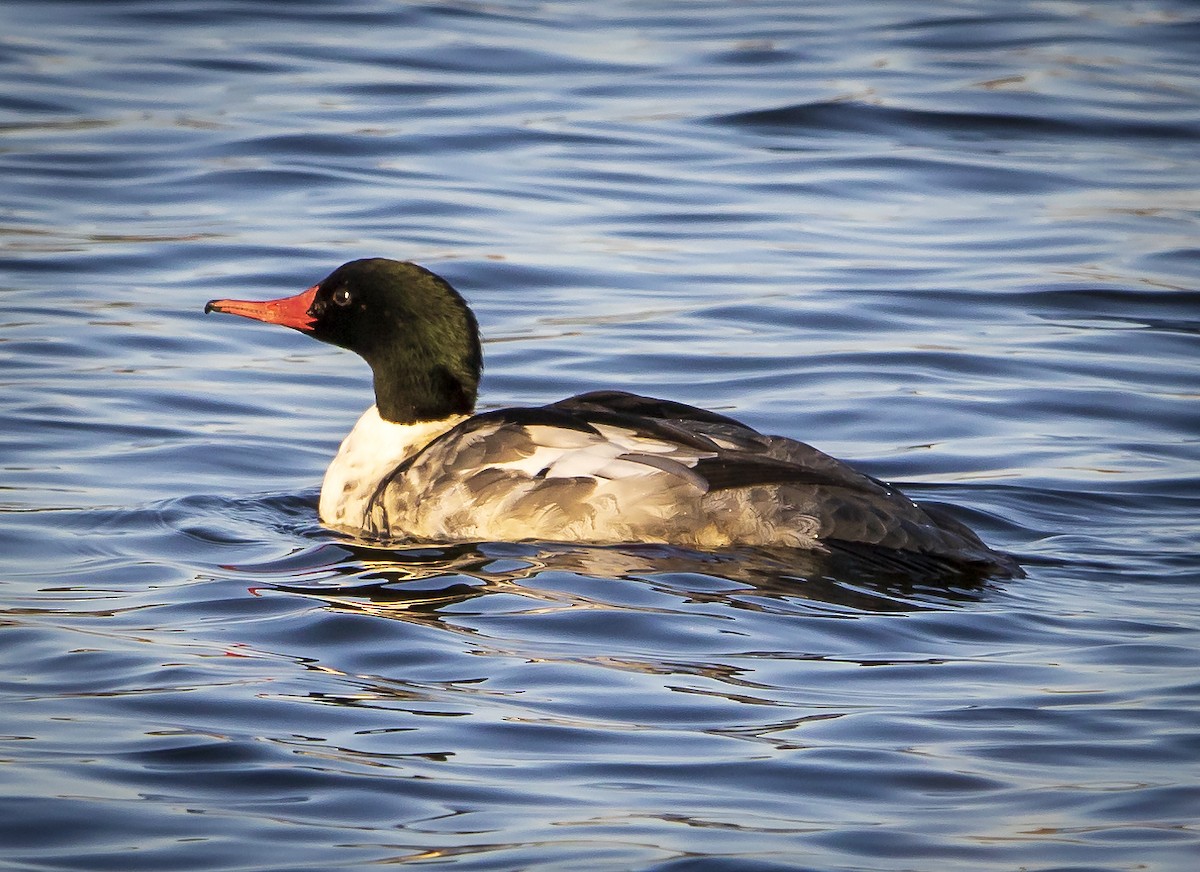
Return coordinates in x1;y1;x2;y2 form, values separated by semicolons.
238;537;997;622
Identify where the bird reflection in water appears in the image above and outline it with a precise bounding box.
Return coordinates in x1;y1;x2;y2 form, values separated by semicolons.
241;537;1002;622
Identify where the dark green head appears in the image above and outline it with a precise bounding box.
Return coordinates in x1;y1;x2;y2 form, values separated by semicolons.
207;258;482;423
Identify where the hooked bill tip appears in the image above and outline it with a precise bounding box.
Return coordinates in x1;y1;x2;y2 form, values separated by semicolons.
201;285;320;332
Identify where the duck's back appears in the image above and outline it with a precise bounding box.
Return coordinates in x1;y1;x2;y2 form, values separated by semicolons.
350;391;1018;576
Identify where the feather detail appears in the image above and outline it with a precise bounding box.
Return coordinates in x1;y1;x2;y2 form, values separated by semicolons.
314;391;1018;577
318;405;466;530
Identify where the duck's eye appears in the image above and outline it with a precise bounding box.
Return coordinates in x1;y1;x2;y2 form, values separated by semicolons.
331;287;353;307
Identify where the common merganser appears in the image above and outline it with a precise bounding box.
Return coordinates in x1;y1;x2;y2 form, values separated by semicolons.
206;258;1021;577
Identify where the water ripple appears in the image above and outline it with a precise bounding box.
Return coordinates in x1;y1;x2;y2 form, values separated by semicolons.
2;0;1199;869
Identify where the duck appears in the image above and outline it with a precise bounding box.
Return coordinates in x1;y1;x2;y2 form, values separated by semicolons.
206;258;1021;577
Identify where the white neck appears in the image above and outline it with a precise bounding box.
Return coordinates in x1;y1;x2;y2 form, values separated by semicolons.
318;405;466;532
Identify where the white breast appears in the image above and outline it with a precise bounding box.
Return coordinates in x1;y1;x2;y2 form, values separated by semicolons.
319;405;466;532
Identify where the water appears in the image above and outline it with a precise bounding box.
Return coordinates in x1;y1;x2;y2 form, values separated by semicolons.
2;1;1198;869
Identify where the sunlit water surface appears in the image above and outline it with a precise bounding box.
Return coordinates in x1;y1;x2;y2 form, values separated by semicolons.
2;1;1198;870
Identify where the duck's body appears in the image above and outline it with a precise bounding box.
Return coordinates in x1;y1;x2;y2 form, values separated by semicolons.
208;258;1020;577
318;404;466;531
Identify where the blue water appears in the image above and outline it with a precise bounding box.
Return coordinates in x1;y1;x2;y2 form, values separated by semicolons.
2;1;1199;869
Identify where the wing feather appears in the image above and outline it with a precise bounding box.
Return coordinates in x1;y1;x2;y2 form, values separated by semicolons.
354;390;1018;574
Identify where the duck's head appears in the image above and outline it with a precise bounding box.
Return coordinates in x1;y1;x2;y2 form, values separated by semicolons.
206;258;481;423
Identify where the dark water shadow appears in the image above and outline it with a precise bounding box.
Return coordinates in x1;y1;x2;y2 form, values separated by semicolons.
228;535;1003;623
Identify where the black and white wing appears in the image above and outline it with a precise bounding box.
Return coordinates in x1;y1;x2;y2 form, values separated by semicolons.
362;390;1018;575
